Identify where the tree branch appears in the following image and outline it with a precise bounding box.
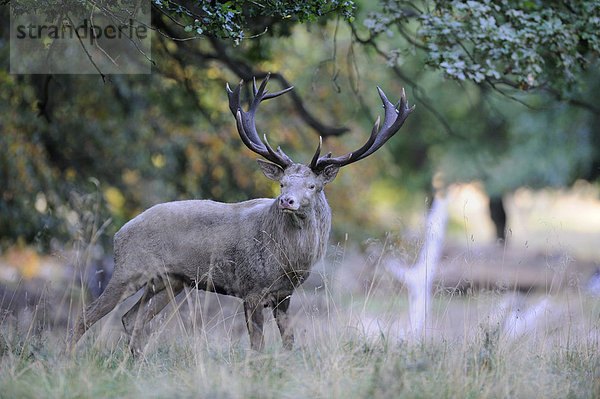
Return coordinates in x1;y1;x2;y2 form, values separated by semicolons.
150;14;350;137
385;195;449;338
67;14;106;82
207;36;349;137
349;22;465;141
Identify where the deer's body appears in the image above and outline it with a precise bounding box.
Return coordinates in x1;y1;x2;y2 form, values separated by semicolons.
71;163;335;351
115;193;329;302
69;74;413;352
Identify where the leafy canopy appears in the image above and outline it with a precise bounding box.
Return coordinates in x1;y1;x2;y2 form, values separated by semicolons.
151;1;354;41
365;0;600;96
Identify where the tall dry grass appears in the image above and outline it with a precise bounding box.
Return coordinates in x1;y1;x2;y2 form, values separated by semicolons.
2;183;600;398
1;241;599;399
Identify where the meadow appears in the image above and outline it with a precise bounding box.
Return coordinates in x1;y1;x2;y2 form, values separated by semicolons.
1;251;599;399
1;185;599;399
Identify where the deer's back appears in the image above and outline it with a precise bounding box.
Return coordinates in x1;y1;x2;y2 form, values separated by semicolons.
112;198;298;297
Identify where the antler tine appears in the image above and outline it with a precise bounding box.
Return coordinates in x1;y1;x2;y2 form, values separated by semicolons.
226;80;243;118
252;74;270;105
255;73;295;100
263;85;294;100
378;87;399;129
227;79;263;149
309;136;323;169
263;134;293;165
311;86;415;171
227;74;295;169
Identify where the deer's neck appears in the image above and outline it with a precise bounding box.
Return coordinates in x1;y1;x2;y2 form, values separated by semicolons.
264;192;331;266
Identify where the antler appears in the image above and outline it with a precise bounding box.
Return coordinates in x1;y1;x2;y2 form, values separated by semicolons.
226;73;295;169
310;87;415;171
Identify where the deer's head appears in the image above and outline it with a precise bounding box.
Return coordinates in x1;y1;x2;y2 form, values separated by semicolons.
226;73;415;215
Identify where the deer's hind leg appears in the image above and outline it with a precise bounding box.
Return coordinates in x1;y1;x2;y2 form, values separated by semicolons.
122;276;184;351
69;276;142;351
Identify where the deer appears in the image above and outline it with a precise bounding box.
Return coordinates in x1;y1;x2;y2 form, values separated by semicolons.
68;74;414;352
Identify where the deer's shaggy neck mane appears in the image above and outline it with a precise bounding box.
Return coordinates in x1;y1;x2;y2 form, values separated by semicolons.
260;190;331;268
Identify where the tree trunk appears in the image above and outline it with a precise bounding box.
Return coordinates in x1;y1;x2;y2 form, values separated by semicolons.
489;196;507;242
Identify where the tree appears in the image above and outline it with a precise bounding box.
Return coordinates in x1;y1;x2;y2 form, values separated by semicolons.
0;2;359;250
360;1;599;101
3;0;600;250
352;0;600;239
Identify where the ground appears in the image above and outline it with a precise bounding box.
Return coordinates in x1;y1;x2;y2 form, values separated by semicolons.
1;183;599;398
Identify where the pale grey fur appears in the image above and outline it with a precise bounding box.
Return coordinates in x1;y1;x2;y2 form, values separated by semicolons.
69;161;339;351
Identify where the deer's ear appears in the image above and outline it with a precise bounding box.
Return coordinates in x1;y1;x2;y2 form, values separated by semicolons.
257;159;285;182
320;164;340;185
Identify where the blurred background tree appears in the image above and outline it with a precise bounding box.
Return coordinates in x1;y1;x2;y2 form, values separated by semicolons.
1;0;599;255
354;0;600;240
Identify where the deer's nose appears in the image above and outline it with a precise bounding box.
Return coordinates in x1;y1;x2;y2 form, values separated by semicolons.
280;196;299;211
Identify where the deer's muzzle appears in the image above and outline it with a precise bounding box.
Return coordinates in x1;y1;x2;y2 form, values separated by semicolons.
279;196;299;212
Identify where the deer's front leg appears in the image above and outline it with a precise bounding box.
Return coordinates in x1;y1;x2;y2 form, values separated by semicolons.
243;299;264;351
273;295;294;350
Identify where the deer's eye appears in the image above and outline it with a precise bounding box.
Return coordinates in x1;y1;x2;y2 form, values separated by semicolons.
308;184;316;190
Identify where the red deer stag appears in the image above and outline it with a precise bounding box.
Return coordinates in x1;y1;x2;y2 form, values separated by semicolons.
69;74;414;351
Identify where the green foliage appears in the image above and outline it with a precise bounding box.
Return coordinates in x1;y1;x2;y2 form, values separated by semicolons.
10;0;152;21
2;0;600;250
366;0;600;96
359;0;600;198
155;0;355;41
10;0;355;44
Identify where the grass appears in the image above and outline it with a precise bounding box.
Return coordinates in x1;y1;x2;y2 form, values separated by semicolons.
1;278;599;399
1;207;599;399
1;328;598;398
4;180;599;398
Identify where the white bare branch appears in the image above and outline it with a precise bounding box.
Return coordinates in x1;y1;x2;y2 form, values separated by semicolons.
386;194;449;338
